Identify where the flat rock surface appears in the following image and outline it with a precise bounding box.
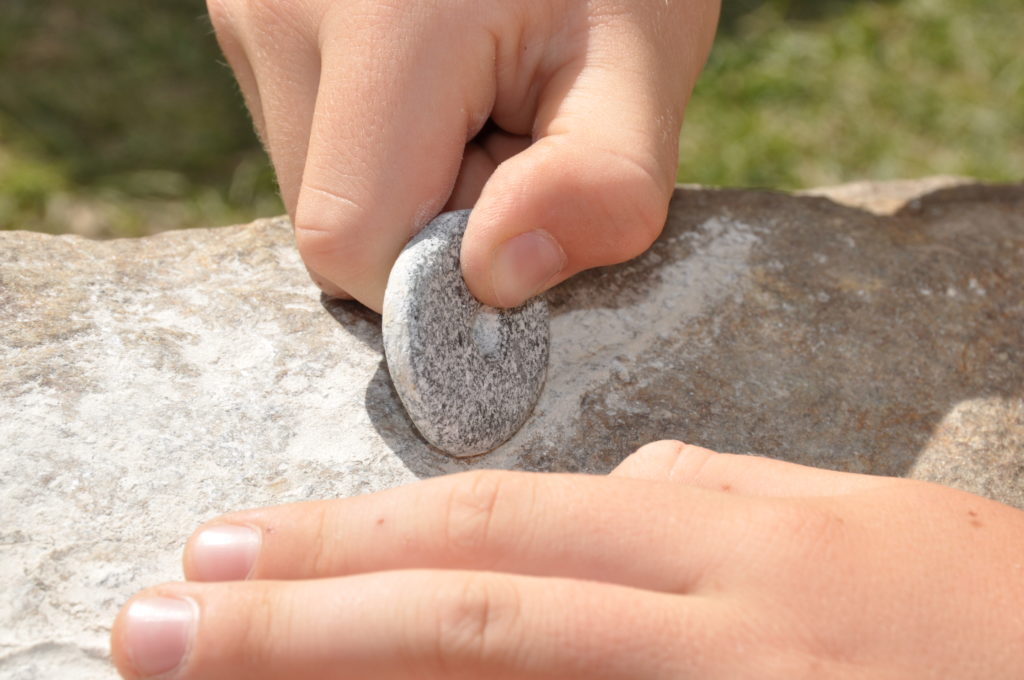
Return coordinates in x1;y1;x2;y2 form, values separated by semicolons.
2;179;1023;678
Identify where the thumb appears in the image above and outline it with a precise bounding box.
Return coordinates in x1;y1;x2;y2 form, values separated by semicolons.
459;55;683;308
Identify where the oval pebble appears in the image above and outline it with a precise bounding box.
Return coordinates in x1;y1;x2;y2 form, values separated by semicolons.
382;210;549;457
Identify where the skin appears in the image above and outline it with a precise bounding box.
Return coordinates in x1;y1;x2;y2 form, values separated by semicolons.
111;440;1024;679
203;0;721;311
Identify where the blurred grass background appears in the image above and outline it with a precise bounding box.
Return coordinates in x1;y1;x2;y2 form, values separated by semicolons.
0;0;1021;237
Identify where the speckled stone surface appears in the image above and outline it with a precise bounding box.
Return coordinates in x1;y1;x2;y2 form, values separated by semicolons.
382;211;548;456
1;179;1023;678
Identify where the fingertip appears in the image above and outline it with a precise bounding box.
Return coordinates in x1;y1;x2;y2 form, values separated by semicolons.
112;587;196;680
484;228;567;308
183;523;261;583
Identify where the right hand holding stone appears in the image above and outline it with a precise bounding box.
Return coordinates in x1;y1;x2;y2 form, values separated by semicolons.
206;0;721;311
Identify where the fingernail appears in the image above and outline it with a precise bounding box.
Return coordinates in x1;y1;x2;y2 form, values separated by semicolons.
124;596;196;678
190;524;260;581
490;229;566;307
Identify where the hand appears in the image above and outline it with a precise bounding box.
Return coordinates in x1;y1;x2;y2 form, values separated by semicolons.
205;0;721;311
111;441;1024;679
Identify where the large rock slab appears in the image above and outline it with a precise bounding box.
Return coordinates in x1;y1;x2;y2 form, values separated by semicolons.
2;179;1023;678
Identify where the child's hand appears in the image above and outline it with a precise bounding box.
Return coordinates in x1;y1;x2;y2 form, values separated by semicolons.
206;0;720;311
112;441;1024;679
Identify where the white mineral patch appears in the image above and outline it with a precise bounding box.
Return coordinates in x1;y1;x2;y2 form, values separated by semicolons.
484;217;760;467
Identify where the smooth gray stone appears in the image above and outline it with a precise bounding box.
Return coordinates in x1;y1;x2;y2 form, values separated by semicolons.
382;211;548;457
1;178;1023;679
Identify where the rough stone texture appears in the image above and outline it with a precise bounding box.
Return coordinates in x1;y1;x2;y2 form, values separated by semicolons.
1;179;1023;678
382;210;549;457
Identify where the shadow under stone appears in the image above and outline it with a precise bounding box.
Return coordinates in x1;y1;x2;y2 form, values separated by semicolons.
353;183;1023;501
319;294;384;351
362;358;490;478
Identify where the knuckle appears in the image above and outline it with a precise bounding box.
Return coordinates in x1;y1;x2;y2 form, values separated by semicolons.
294;185;368;232
622;440;715;483
755;501;848;562
610;156;671;257
432;574;520;670
293;200;372;281
571;146;670;264
292;220;336;258
630;439;687;464
442;470;518;559
308;504;336;576
619;439;685;475
237;585;280;668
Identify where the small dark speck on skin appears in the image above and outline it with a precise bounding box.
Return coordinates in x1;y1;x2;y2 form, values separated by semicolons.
968;509;983;529
375;517;386;527
720;484;732;492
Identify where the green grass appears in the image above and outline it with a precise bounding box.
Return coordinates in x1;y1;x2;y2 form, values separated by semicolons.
681;0;1024;187
0;2;280;237
0;0;1021;236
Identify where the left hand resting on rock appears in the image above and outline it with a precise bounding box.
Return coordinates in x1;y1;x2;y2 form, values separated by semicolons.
111;440;1024;679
